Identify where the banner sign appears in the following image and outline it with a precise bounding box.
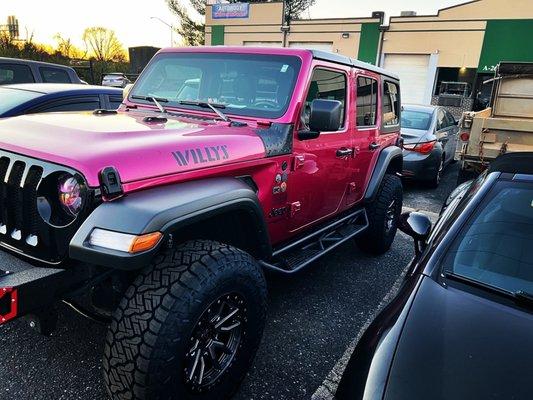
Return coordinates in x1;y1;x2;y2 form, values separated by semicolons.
212;3;250;19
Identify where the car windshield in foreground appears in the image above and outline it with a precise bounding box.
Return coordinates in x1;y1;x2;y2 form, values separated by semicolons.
0;87;42;115
401;110;432;130
129;52;302;119
442;181;533;295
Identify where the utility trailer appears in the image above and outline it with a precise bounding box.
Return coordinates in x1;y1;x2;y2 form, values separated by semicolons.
456;62;533;183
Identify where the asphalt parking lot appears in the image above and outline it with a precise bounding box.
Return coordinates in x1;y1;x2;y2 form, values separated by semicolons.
0;163;459;400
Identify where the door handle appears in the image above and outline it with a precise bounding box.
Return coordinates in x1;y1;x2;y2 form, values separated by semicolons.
369;142;380;151
336;148;354;158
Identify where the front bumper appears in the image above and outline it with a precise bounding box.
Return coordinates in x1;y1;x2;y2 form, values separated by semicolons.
0;251;84;326
402;149;442;181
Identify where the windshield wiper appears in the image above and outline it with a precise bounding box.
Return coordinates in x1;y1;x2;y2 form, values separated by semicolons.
178;100;230;122
131;95;168;113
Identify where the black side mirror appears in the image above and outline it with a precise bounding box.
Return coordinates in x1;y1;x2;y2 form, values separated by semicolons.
310;99;342;132
399;211;432;254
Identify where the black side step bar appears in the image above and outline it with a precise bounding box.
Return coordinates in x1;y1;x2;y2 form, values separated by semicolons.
260;208;368;274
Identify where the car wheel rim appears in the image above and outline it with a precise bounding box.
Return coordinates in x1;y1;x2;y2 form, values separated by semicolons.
184;293;245;391
385;199;397;233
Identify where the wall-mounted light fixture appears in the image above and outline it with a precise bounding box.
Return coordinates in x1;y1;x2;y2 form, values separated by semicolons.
342;32;350;39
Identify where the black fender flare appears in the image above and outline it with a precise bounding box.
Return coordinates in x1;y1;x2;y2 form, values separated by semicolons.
363;146;403;203
69;177;271;270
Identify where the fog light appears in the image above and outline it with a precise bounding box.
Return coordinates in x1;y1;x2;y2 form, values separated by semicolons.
88;229;162;254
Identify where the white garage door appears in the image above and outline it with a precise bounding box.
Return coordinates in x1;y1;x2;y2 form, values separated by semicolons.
289;42;333;52
384;54;430;104
243;41;282;47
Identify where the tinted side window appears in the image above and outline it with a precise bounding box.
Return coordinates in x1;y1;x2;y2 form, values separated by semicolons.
301;68;346;130
0;64;35;84
35;97;101;112
437;109;446;130
39;67;71;83
109;95;124;109
445;111;456;126
356;76;378;127
382;81;400;127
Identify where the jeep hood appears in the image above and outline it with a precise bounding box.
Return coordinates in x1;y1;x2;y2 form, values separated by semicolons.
0;112;268;187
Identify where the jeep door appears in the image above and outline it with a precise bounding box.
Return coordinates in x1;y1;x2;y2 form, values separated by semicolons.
351;72;381;204
289;63;354;233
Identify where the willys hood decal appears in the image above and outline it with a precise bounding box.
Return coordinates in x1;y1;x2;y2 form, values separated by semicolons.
0;111;267;187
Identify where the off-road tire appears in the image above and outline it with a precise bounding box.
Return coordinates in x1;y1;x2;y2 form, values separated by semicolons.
356;174;403;255
103;240;267;400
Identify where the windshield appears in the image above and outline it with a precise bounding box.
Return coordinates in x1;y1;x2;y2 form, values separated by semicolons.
401;109;432;131
130;52;302;119
442;181;533;294
0;87;41;116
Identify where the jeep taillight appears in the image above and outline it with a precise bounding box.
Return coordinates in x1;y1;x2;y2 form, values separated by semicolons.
403;140;436;155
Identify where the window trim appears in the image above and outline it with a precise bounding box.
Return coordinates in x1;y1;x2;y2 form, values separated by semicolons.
302;65;349;134
380;78;401;134
28;95;102;113
355;74;379;129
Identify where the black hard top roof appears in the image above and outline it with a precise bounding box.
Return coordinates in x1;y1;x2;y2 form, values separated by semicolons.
311;50;400;81
0;57;76;71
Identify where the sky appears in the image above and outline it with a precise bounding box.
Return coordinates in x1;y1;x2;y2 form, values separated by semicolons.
1;0;465;49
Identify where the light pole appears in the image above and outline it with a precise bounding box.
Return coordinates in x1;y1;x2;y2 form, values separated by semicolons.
150;16;174;47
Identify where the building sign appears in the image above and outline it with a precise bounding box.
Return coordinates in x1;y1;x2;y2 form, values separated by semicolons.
212;3;250;19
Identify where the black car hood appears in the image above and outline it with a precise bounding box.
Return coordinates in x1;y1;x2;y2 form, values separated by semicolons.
384;277;533;400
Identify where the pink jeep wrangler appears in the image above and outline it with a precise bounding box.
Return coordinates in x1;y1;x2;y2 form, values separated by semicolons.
0;47;402;399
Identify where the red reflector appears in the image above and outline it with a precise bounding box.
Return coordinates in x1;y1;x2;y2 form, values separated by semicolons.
0;288;18;324
460;132;470;142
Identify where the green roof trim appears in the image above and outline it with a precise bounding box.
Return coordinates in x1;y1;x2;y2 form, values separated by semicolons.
358;22;380;65
478;19;533;73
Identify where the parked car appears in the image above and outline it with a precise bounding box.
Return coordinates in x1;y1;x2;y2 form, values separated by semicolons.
401;104;459;187
0;57;82;85
0;47;403;399
337;152;533;400
0;84;123;118
102;72;131;88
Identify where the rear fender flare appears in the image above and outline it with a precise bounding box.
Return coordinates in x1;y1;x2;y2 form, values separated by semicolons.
364;146;403;203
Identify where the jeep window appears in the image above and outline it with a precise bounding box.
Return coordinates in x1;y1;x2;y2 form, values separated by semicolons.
130;53;301;119
301;68;346;130
382;81;400;127
442;181;533;294
39;67;71;83
356;76;378;127
0;64;35;84
0;87;41;115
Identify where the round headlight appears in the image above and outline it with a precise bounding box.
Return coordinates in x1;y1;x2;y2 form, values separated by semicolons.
58;175;83;216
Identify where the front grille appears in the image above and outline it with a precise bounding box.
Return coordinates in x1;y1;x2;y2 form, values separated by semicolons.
0;158;42;243
0;151;93;264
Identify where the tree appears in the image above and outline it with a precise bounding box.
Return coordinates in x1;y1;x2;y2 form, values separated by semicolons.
166;0;316;47
82;27;126;62
54;34;86;59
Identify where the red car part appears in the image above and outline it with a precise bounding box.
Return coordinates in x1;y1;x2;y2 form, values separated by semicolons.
0;287;18;324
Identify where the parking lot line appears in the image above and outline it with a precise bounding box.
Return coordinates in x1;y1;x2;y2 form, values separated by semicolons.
311;206;438;400
310;264;409;399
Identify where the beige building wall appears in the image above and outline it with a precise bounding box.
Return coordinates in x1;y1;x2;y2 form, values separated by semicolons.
384;0;533;68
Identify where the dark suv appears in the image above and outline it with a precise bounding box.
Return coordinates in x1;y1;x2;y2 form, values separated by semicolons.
0;57;83;85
